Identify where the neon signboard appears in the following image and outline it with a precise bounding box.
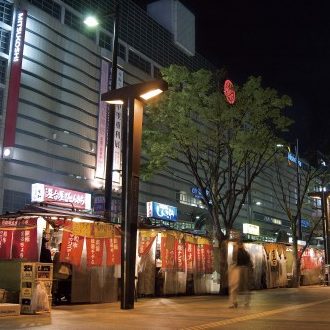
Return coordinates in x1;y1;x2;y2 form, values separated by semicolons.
224;79;236;104
31;183;91;210
146;202;177;222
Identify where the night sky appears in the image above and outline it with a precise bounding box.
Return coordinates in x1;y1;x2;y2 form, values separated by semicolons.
133;1;330;159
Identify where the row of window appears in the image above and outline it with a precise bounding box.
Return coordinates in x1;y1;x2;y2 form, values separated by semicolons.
0;1;13;25
26;0;162;76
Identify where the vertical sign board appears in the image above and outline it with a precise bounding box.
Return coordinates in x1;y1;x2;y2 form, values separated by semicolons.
112;70;123;184
3;10;27;148
95;62;123;186
95;60;109;179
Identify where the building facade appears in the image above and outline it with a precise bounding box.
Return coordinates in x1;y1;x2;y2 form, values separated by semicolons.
0;0;318;243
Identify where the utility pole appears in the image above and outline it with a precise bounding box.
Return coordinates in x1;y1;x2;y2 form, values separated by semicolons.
295;139;302;240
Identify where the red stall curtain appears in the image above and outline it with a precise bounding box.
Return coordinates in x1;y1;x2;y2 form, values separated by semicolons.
0;217;38;261
138;230;157;257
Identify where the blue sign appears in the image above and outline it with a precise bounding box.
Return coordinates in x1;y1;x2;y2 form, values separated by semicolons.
146;202;177;222
288;152;302;167
301;219;310;228
191;187;210;200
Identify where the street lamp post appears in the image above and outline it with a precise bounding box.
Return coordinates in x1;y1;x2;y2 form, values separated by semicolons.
102;79;168;309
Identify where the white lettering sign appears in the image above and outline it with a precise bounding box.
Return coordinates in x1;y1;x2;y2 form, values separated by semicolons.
13;12;24;63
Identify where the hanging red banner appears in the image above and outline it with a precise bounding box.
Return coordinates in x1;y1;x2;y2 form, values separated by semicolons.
12;218;38;261
60;231;84;266
185;242;195;273
0;229;13;259
205;244;213;274
176;240;185;272
195;244;203;273
161;235;176;270
105;235;121;266
138;232;156;256
86;237;104;267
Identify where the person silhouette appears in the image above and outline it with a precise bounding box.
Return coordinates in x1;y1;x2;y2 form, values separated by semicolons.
229;241;252;308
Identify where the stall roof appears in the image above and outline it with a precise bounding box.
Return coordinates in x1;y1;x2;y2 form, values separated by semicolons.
0;203;107;222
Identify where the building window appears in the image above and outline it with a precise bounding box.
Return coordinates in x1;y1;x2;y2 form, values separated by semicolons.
177;191;205;209
99;31;112;52
0;58;7;84
28;0;61;20
0;2;13;25
154;66;162;79
0;88;4;116
118;43;126;61
128;50;151;74
0;28;10;54
65;10;95;41
3;190;30;213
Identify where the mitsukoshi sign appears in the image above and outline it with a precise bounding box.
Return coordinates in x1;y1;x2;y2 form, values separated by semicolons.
3;10;27;149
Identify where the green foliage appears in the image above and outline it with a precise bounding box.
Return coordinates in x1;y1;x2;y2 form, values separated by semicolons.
142;65;292;238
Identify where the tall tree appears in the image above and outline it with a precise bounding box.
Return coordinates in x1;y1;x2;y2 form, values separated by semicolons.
270;150;328;287
142;65;292;293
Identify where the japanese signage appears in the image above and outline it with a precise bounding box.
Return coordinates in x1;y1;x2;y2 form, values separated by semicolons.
3;10;27;148
243;223;260;236
185;241;195;273
105;235;121;266
60;230;84;266
0;228;12;259
11;218;38;261
161;234;176;270
95;61;123;186
95;59;109;179
31;183;91;210
138;230;157;256
86;238;104;267
176;240;185;272
146;202;178;222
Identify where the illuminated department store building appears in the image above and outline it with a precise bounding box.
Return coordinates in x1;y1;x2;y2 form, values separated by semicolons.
0;0;318;242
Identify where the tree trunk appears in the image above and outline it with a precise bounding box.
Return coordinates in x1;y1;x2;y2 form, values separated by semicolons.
291;241;301;288
219;239;229;295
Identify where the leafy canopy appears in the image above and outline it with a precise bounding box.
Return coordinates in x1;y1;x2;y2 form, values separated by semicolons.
142;65;292;237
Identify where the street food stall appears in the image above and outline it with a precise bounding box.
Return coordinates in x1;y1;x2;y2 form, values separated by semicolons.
0;202;122;314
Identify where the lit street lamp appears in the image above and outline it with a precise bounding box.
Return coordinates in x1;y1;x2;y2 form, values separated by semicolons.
102;79;167;309
308;190;330;267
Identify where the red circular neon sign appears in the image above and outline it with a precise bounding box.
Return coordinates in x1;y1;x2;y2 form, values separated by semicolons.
224;79;236;104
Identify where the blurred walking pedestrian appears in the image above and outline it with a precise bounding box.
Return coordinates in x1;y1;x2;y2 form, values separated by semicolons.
229;241;252;308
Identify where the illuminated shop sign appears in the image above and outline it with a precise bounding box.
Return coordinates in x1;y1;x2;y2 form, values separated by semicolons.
31;183;91;210
3;10;27;148
191;187;210;199
13;11;26;62
288;152;302;167
146;202;178;222
243;223;260;236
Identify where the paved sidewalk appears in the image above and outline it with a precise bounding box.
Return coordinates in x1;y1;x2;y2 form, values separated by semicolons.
1;286;330;329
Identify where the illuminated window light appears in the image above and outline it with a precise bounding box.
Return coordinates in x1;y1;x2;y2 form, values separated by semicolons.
140;88;163;100
106;100;124;105
255;201;262;206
